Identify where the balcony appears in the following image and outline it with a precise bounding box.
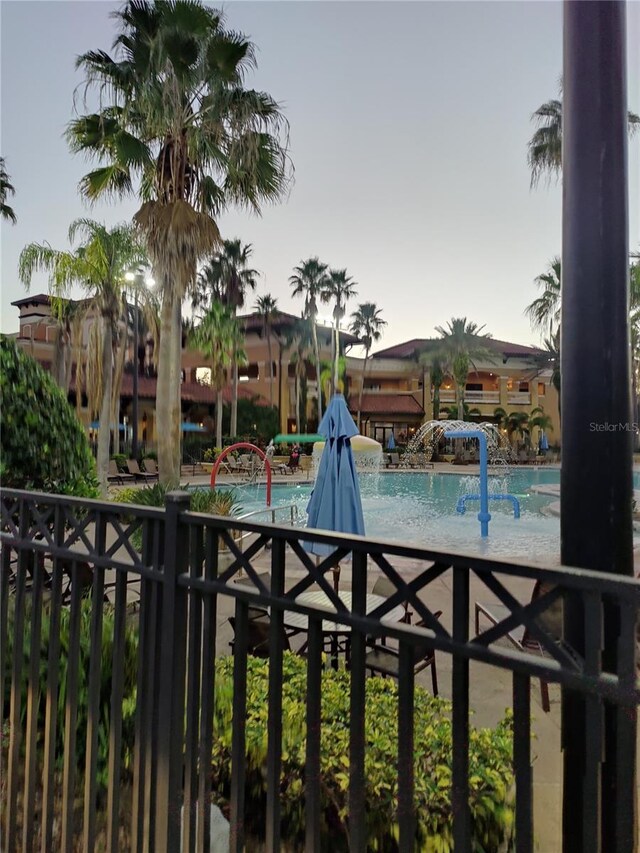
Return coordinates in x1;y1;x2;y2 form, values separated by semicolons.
435;390;500;405
508;392;531;405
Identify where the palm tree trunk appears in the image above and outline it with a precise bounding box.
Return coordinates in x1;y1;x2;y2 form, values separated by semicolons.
216;389;223;449
457;385;464;421
311;321;322;422
97;316;113;497
357;349;369;432
156;287;181;486
433;387;440;421
296;371;301;433
333;321;340;394
111;328;127;456
231;358;238;438
267;332;274;407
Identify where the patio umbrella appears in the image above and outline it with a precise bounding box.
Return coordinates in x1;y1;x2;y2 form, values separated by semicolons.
305;394;365;575
387;431;396;450
540;432;549;452
181;422;206;432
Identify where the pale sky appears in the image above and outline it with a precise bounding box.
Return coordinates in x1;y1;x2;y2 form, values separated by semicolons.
1;1;638;351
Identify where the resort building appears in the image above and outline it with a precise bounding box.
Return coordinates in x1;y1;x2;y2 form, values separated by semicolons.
9;294;557;447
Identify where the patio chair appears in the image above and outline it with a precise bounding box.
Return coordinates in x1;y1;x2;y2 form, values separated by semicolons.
228;607;291;658
387;453;401;469
365;616;442;695
474;580;563;712
108;459;134;485
143;458;158;476
126;459;158;482
372;575;412;624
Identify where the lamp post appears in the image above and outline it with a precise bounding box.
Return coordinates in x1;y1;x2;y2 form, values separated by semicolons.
126;269;154;460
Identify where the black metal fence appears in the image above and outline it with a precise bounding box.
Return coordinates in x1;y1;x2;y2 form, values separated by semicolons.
1;487;638;852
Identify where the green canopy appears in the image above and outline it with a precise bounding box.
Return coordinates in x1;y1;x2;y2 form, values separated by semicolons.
273;433;323;444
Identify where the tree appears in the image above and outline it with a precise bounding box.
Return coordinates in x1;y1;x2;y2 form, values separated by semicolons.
290;258;329;422
542;332;561;422
0;336;98;496
419;351;446;422
349;302;386;430
195;239;259;435
284;317;313;435
189;302;245;449
69;1;290;485
527;92;639;186
525;257;561;337
323;269;357;394
0;157;17;224
529;407;553;449
435;318;494;421
254;294;278;407
19;219;144;495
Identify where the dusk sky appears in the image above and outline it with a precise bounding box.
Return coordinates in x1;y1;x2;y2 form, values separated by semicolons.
1;1;638;351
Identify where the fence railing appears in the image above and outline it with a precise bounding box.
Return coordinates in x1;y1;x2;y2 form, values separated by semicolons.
1;487;638;852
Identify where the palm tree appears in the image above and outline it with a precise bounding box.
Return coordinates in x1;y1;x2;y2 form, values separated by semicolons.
254;294;278;407
525;257;561;337
199;239;259;436
19;220;144;494
349;302;386;430
69;1;290;485
528;92;639;186
435;318;494;421
0;157;16;224
542;332;561;422
323;269;357;394
290;258;329;422
284;317;314;434
189;303;245;450
529;407;553;450
419;351;446;422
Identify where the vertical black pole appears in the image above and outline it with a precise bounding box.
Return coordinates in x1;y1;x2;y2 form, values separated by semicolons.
562;3;634;851
132;285;140;461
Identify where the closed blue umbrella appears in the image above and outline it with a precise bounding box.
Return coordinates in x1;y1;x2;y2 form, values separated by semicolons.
540;432;549;452
181;422;206;432
305;394;365;557
89;421;125;431
387;431;396;450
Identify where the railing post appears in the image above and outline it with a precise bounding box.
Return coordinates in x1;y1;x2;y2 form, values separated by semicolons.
155;491;191;853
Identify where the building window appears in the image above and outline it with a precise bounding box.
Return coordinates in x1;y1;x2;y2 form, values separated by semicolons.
538;382;546;396
519;382;529;392
238;363;259;381
465;382;482;391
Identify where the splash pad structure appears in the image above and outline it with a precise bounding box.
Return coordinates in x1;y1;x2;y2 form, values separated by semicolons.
404;419;515;468
443;429;520;537
311;434;384;474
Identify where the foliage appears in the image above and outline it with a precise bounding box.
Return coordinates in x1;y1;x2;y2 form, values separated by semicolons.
111;453;128;471
322;268;357;394
70;0;291;484
290;257;330;421
524;257;561;337
350;302;387;427
211;653;514;851
435;318;494;421
3;596;138;790
527;92;639;187
0;155;17;223
224;398;279;442
0;335;98;496
116;482;239;517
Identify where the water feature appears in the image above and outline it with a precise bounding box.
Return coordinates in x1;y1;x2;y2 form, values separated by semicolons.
403;419;516;467
311;435;384;476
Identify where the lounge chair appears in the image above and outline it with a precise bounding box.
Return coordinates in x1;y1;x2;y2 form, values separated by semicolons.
126;459;158;481
387;453;401;469
365;616;442;695
143;458;158;475
107;459;134;485
474;580;564;712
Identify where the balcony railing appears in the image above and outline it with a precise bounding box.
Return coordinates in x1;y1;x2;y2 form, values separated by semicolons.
435;390;500;404
1;488;638;852
508;392;531;405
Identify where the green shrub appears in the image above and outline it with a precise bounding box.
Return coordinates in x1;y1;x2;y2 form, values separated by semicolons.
142;449;157;462
3;596;138;789
212;654;515;851
0;335;98;496
111;453;128;472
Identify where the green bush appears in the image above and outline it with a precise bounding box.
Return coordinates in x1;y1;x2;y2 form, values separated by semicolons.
111;453;128;472
212;654;515;851
3;596;138;789
115;482;239;516
0;335;98;496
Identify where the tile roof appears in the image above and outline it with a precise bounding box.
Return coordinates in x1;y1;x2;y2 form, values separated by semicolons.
372;337;545;360
349;394;424;416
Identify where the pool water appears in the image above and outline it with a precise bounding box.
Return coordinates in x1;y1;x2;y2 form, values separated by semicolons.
231;469;640;563
230;469;565;562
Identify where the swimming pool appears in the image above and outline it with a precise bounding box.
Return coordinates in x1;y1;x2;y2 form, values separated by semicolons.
230;469;572;563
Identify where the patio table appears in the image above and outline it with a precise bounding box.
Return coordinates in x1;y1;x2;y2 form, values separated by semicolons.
283;590;405;642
